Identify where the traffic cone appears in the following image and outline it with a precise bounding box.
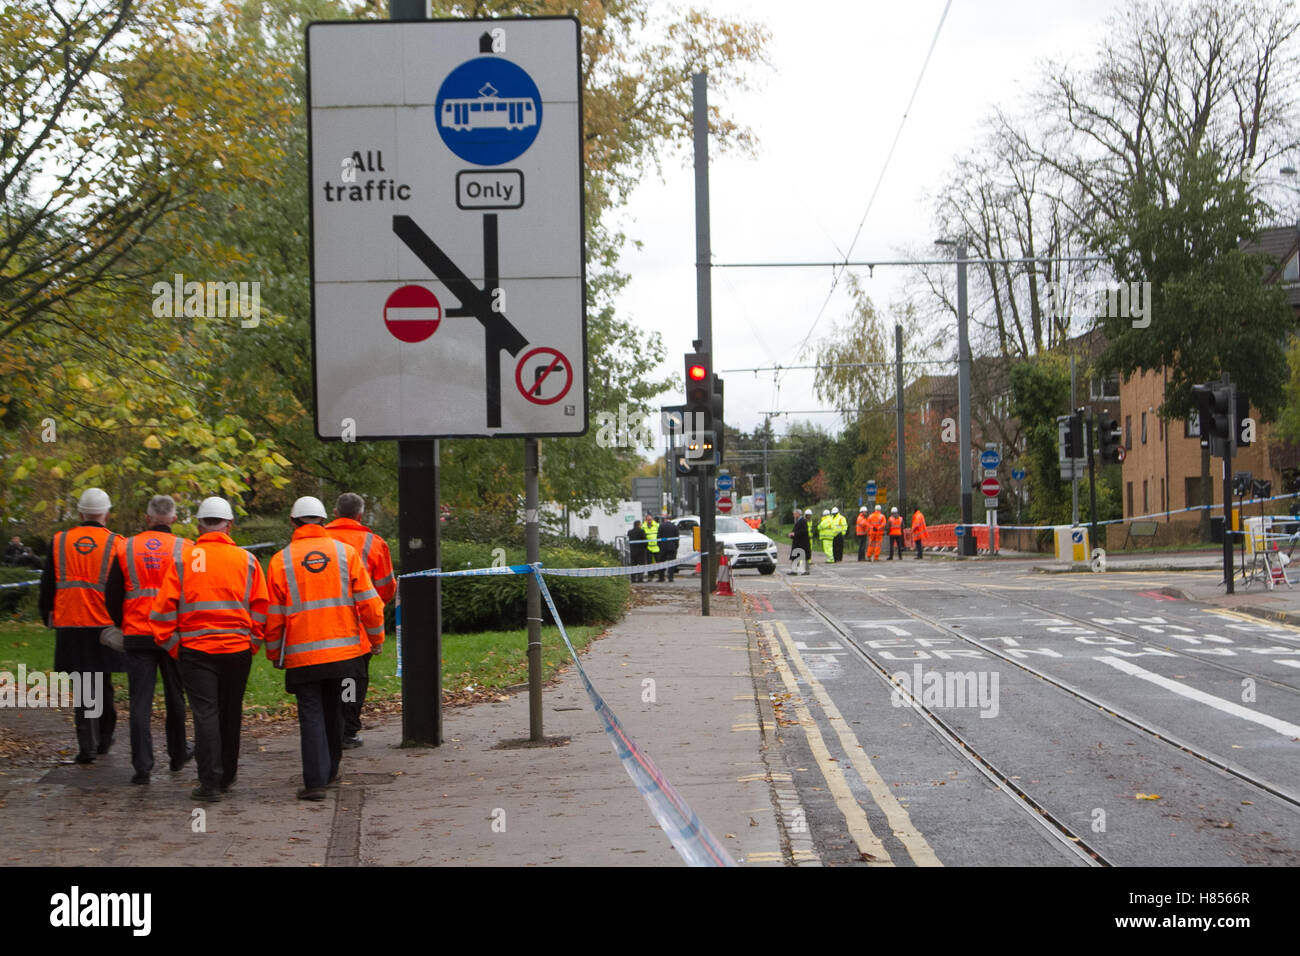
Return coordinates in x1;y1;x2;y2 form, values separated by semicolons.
715;555;734;596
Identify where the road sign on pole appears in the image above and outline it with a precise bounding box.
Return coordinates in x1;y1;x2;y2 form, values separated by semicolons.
308;18;586;439
716;494;733;514
980;477;1001;497
980;449;1001;469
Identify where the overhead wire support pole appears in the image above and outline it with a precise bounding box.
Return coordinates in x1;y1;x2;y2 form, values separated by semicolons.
693;72;713;613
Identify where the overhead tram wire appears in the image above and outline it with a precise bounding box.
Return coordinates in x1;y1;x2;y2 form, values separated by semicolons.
781;0;955;379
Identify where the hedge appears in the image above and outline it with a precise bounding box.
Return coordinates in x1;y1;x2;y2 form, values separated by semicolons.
436;542;628;633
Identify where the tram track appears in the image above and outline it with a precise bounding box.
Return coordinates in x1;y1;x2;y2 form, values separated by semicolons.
807;566;1300;815
773;571;1112;867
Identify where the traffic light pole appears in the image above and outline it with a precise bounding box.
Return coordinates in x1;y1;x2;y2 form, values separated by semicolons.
1222;374;1235;595
693;73;714;615
1087;410;1099;551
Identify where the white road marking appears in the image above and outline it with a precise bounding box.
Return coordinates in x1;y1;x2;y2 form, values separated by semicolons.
1095;656;1300;739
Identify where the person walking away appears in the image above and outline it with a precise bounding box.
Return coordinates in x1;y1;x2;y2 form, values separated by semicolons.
887;507;905;560
118;495;193;784
628;520;646;582
911;508;928;559
263;496;385;801
866;505;886;561
818;510;835;563
39;487;126;764
856;507;870;561
643;513;660;579
789;509;811;573
152;497;266;801
324;492;395;750
657;515;679;582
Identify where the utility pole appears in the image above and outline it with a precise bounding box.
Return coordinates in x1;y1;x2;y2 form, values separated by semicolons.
895;323;906;514
693;73;713;614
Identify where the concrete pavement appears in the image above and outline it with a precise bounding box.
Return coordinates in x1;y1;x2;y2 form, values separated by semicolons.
0;580;806;867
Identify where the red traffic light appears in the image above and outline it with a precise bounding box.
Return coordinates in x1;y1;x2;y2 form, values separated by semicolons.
688;364;707;381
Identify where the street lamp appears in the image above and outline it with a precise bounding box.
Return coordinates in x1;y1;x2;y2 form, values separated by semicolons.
935;237;975;555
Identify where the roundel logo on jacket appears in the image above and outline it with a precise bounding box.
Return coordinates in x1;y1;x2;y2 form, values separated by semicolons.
301;550;331;574
73;535;98;555
145;537;162;551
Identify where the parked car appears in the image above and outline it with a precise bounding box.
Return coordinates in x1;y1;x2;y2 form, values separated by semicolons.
675;514;778;575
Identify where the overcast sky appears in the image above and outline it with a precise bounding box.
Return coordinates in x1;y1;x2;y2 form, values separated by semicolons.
612;0;1132;444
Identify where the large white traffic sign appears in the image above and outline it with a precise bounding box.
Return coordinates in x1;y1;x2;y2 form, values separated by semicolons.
307;17;586;439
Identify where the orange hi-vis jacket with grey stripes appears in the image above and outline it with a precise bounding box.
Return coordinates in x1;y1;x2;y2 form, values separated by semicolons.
119;529;189;636
323;517;396;604
150;532;269;658
262;524;385;670
50;525;123;627
911;511;927;540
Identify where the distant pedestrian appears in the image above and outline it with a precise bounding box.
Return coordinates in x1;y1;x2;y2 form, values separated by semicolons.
152;496;267;802
39;488;126;764
643;513;660;578
887;507;905;560
789;509;811;573
117;495;193;784
911;508;928;559
628;520;646;582
264;497;384;801
657;516;679;582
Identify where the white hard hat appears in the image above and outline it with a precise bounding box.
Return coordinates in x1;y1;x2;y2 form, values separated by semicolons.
874;505;882;511
77;487;111;513
891;507;899;514
832;507;839;514
822;509;830;516
290;496;327;519
196;496;235;521
859;506;868;512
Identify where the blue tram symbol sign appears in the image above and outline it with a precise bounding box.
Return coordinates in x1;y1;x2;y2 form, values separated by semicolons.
436;57;543;166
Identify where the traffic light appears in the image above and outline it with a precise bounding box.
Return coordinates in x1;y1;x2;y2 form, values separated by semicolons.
1193;381;1236;457
711;376;725;462
1064;412;1083;458
683;430;715;463
684;351;712;427
1098;416;1123;464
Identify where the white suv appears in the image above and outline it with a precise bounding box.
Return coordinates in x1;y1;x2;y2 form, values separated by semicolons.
676;515;779;575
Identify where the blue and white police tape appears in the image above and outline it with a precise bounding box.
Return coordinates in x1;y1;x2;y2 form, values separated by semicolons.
0;579;39;590
395;557;736;867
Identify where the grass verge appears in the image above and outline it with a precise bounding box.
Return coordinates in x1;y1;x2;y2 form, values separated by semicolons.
0;620;603;717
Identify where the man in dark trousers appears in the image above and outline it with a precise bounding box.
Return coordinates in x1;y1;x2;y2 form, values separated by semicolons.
887;507;906;560
657;515;679;582
116;494;192;784
789;508;811;574
628;520;646;582
39;487;125;764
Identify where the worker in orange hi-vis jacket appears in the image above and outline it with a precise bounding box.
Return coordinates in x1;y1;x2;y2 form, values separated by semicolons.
856;506;871;562
151;496;268;803
323;492;394;750
911;508;928;560
865;505;886;561
886;507;905;560
263;496;385;801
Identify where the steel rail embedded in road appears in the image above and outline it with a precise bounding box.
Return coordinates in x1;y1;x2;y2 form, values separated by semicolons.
775;573;1110;867
841;566;1300;814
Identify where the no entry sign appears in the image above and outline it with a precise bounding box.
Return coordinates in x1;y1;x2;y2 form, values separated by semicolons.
980;477;1001;497
383;285;442;343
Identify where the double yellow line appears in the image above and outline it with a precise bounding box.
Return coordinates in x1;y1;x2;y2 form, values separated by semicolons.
759;620;941;867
